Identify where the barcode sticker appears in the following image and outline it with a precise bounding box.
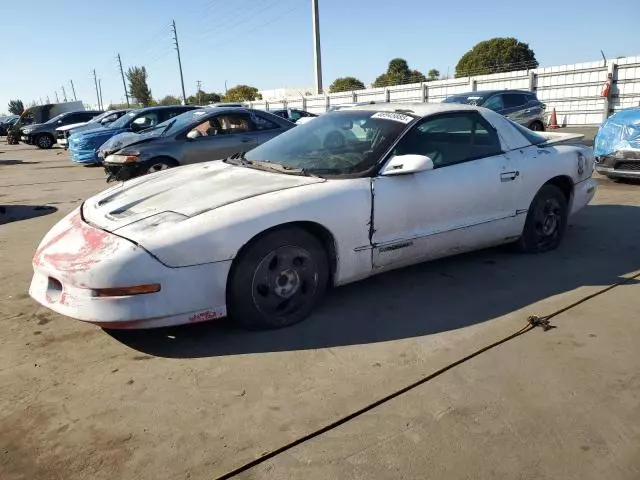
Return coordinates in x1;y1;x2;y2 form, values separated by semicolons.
371;112;414;124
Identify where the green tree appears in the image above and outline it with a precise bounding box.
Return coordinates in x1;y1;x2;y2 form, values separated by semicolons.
188;90;222;105
223;85;262;102
126;66;153;106
372;58;426;87
328;76;365;93
158;95;182;106
427;69;440;81
7;99;24;115
455;37;538;78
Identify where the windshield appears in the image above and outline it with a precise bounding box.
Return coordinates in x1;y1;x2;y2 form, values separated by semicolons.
45;113;68;124
88;111;113;123
108;111;137;129
442;94;489;106
244;110;415;176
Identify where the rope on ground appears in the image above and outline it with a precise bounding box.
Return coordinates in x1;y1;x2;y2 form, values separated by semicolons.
214;271;640;480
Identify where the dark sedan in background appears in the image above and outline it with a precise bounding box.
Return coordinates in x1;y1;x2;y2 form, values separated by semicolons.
443;89;546;131
270;108;317;122
100;107;295;181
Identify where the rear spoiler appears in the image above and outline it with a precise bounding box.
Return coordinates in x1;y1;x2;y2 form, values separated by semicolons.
537;131;585;146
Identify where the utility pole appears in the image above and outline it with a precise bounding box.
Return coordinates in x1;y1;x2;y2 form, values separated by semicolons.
117;54;130;107
55;91;59;103
46;95;50;104
311;0;323;94
196;80;202;104
70;80;77;101
171;20;187;105
93;69;101;110
61;86;68;102
98;79;104;110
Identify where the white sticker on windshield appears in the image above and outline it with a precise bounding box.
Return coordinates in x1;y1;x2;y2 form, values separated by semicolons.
371;112;413;124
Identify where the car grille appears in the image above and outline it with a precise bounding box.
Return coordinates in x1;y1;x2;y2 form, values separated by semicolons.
57;131;66;139
616;162;640;171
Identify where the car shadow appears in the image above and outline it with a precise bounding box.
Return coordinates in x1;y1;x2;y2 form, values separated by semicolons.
0;159;40;166
0;205;57;225
108;204;640;358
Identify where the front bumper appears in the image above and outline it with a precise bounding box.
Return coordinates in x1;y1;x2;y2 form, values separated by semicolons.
103;161;147;182
57;138;68;147
68;146;101;164
21;134;32;144
29;208;230;329
595;151;640;179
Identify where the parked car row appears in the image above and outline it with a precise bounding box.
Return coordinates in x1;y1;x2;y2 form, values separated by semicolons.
30;101;597;331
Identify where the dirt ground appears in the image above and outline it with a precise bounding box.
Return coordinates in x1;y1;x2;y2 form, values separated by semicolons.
1;141;639;480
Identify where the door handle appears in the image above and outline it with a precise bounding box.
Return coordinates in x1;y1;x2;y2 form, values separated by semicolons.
500;171;519;182
240;137;251;143
524;109;532;113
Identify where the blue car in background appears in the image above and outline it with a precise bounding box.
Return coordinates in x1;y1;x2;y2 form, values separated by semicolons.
68;105;197;164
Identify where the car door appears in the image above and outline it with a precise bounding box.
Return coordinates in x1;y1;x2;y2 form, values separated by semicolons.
181;112;255;165
482;94;505;114
501;93;529;125
247;112;286;146
372;111;522;269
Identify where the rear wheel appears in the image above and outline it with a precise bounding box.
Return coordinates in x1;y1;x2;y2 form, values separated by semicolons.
228;227;329;329
36;134;54;149
517;184;568;253
529;120;545;132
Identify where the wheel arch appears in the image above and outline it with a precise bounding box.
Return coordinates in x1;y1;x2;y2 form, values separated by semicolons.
147;154;180;166
228;221;339;290
543;175;573;205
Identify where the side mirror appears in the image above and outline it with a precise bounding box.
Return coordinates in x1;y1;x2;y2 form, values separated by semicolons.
186;129;202;140
380;154;434;176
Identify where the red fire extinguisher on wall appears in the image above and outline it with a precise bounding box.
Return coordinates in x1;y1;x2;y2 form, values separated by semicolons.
601;72;613;98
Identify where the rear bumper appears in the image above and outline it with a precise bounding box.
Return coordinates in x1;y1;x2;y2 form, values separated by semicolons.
570;177;597;215
29;208;230;329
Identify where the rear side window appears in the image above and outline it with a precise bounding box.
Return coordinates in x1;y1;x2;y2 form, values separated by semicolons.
509;119;547;145
503;93;528;109
250;113;281;131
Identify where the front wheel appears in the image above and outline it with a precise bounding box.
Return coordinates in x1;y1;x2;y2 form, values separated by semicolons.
228;227;329;329
36;134;54;149
146;157;178;174
517;184;568;253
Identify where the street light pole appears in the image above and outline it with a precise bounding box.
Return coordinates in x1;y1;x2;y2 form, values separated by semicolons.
311;0;323;95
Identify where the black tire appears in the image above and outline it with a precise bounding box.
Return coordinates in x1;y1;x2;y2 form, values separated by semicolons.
529;120;545;132
517;184;568;253
146;157;178;174
228;227;329;329
35;134;54;149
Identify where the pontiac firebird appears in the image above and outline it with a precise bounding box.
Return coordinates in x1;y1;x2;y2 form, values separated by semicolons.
30;103;597;329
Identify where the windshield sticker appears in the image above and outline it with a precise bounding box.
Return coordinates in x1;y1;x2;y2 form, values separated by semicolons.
371;112;413;124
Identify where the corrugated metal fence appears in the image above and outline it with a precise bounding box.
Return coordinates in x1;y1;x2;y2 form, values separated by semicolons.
249;55;640;126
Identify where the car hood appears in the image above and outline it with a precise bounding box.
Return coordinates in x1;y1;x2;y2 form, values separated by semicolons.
99;130;158;155
82;161;325;233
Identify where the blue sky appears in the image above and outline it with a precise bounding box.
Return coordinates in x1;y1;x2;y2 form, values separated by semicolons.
2;0;639;112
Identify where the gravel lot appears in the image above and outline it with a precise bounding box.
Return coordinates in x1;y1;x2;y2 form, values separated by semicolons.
1;140;639;480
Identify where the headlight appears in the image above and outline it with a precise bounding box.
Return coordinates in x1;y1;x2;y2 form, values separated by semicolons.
22;128;33;134
106;153;139;164
115;211;188;236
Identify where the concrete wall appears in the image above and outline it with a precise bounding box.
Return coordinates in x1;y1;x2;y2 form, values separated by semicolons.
248;55;640;126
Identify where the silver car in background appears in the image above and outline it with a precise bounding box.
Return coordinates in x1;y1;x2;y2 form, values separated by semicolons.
443;90;546;131
100;107;295;181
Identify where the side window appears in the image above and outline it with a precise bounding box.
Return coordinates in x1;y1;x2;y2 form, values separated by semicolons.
272;110;287;119
188;118;219;138
215;114;251;134
482;95;504;112
503;93;527;109
250;113;280;131
162;109;184;122
393;113;502;168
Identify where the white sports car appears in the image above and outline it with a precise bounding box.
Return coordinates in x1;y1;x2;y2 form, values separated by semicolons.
30;103;597;329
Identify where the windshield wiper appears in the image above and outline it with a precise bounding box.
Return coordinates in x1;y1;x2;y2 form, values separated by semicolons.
224;153;317;177
224;151;253;166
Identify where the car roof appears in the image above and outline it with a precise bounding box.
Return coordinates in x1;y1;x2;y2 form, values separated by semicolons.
137;105;196;113
449;89;535;97
346;102;496;118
